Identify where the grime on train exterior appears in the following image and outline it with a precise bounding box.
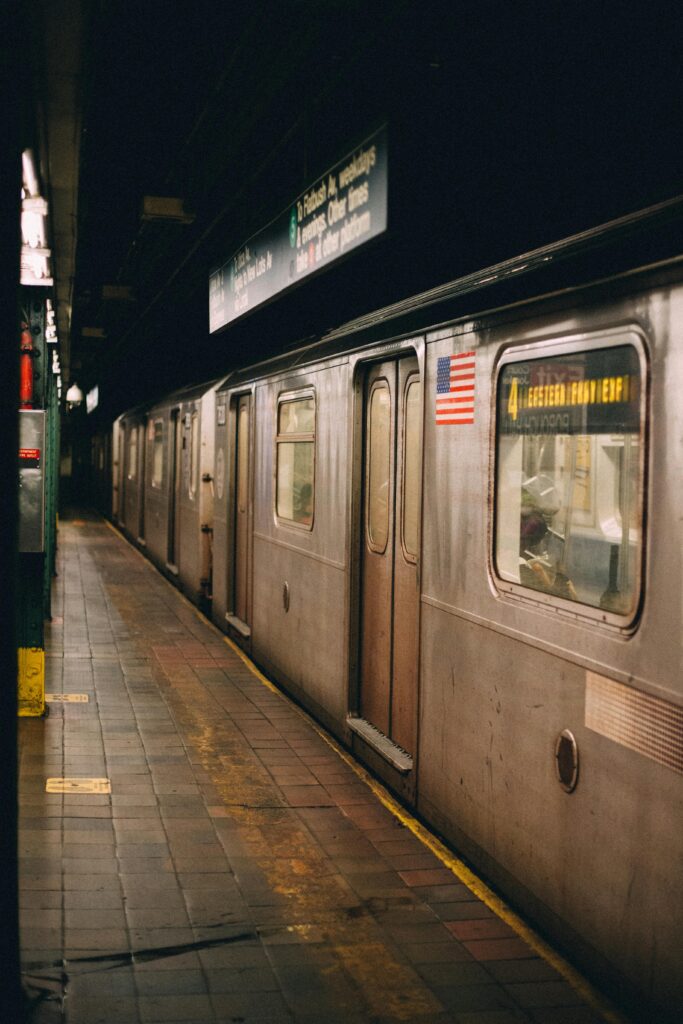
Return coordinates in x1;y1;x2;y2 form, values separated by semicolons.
104;203;683;1021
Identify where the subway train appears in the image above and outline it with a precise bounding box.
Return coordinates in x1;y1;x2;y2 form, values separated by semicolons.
100;199;683;1019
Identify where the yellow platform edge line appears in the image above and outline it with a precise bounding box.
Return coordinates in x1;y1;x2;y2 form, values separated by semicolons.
103;517;628;1023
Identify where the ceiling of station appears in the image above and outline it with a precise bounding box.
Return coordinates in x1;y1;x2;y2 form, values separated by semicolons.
39;1;681;422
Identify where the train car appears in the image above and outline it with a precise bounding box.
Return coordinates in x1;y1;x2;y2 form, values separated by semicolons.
114;380;223;606
90;430;112;516
113;404;148;542
105;199;682;1018
206;199;683;1019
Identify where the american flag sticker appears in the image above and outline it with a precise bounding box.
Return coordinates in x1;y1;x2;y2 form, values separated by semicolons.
435;351;476;425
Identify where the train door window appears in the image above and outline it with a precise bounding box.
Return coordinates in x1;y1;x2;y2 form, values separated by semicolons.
276;392;315;527
366;383;391;551
152;420;163;487
233;394;252;628
127;426;137;480
495;337;645;622
188;411;199;500
402;377;422;560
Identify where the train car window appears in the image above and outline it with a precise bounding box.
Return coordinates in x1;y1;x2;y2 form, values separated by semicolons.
402;377;422;560
495;342;644;620
127;427;137;480
152;420;164;487
276;394;315;527
188;412;199;499
367;382;391;552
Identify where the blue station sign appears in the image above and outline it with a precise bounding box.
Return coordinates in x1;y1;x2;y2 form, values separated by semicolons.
209;126;387;333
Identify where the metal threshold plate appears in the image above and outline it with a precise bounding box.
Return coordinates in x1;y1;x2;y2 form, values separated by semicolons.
225;614;251;638
46;778;111;794
347;716;413;773
45;693;89;703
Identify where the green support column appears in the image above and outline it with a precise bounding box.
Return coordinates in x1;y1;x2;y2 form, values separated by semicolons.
17;294;49;715
43;354;60;616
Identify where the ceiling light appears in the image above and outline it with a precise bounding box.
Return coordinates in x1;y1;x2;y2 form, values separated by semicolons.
65;383;84;406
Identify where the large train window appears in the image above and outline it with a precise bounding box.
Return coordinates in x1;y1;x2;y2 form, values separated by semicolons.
495;336;645;622
276;392;315;527
152;420;164;487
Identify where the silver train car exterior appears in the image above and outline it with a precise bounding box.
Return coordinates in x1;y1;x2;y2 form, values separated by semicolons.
109;203;683;1019
113;380;221;606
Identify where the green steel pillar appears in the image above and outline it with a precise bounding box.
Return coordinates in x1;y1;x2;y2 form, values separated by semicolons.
17;295;48;716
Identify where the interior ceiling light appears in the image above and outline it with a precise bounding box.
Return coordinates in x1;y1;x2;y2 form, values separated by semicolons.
65;383;84;405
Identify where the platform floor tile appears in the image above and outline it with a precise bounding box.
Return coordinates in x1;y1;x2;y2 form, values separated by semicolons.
18;513;615;1023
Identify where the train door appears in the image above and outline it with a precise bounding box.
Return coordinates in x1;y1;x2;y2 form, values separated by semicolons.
358;355;422;761
167;409;182;569
227;394;252;639
137;419;146;542
112;423;121;521
117;421;126;524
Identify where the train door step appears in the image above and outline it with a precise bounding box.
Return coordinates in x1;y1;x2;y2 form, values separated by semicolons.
225;613;251;639
346;715;413;773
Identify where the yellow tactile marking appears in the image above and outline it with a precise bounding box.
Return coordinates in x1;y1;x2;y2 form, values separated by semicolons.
18;646;45;717
46;778;111;794
45;693;89;703
104;517;627;1023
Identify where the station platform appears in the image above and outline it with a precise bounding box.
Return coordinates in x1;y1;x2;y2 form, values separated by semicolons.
19;511;622;1024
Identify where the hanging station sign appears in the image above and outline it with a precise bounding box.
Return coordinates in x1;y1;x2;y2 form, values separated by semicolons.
209;126;388;333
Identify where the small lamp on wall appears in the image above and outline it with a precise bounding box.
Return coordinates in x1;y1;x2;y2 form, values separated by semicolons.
65;383;84;408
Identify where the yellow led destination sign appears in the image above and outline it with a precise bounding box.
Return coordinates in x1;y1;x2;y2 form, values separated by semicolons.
209;127;387;332
506;373;634;421
498;345;641;435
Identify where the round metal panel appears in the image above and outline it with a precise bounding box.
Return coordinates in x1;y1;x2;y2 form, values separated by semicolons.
555;729;579;792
